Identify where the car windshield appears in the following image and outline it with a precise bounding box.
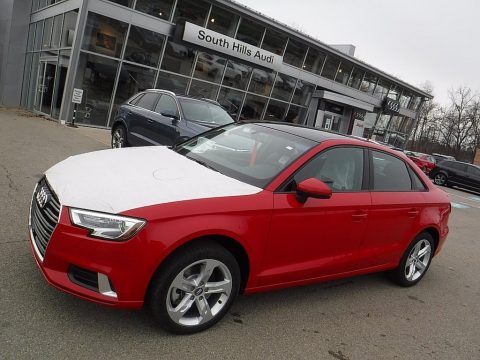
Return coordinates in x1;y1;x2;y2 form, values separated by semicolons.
178;98;233;126
176;123;317;188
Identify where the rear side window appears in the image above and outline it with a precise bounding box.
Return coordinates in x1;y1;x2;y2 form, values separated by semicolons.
129;94;143;105
467;165;480;177
136;92;159;110
293;147;364;192
446;162;468;172
372;150;412;191
155;95;178;116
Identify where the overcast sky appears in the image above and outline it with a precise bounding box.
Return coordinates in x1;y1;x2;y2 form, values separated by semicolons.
235;0;480;105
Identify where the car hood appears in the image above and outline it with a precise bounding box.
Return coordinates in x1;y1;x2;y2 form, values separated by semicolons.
45;146;262;214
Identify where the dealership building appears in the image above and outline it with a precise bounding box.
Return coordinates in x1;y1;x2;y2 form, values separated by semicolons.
0;0;432;145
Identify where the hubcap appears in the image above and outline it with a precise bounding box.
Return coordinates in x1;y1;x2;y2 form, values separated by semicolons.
112;129;124;148
434;174;445;185
405;239;432;281
166;259;232;327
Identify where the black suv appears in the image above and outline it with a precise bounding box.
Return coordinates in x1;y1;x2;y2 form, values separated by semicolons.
111;89;233;148
430;160;480;193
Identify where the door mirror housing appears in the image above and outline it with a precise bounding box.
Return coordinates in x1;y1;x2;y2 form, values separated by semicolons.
161;111;179;121
296;178;332;204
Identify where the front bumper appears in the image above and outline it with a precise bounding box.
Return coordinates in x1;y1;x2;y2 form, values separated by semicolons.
30;207;160;309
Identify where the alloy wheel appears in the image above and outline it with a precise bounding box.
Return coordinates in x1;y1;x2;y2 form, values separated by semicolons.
434;173;447;186
404;239;432;282
166;259;233;327
112;127;126;148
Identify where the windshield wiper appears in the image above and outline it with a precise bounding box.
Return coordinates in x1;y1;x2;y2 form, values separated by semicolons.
186;156;220;173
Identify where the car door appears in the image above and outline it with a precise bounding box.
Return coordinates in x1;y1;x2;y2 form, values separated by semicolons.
130;92;160;146
445;161;468;186
258;146;371;286
149;94;181;146
358;149;428;268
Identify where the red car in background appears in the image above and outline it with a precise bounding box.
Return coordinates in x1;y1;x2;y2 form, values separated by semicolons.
405;151;436;174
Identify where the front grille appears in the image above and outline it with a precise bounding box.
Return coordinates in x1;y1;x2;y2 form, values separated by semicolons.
68;265;99;292
30;178;61;259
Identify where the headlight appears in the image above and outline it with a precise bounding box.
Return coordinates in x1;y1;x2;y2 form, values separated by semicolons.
69;208;146;241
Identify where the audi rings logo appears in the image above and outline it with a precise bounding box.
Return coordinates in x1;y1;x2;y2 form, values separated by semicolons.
36;186;51;209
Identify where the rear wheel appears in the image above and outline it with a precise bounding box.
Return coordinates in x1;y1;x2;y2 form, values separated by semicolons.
148;243;240;334
433;173;448;186
111;125;127;148
389;232;434;287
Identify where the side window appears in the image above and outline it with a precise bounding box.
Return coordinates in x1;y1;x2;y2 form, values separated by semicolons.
467;165;480;177
155;95;179;117
448;162;468;172
129;93;143;105
372;150;412;191
293;147;364;192
136;92;159;110
410;170;427;191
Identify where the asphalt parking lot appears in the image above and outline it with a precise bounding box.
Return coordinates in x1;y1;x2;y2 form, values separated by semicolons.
1;107;479;360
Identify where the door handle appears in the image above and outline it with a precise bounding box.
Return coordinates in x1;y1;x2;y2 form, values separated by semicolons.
407;209;419;217
351;212;368;221
148;119;153;123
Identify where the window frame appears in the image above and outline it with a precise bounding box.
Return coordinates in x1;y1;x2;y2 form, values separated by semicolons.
276;145;370;194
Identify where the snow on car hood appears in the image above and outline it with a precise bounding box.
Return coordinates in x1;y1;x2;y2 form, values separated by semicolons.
45;146;262;214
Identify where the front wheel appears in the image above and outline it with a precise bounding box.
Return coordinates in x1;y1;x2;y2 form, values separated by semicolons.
389;232;434;287
111;125;127;148
148;243;240;334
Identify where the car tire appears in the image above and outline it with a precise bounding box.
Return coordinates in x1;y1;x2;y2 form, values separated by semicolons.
389;232;434;287
111;124;128;148
433;173;448;187
147;242;240;334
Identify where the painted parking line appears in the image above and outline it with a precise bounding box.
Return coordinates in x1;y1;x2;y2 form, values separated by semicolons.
451;202;471;209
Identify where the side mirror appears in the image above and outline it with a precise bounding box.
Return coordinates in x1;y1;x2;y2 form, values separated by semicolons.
161;111;179;121
296;178;332;204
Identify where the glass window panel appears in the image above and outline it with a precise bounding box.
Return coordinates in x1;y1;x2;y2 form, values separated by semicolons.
155;95;179;116
61;10;78;48
283;38;307;68
21;53;33;107
348;67;364;90
38;0;47;10
303;48;326;75
248;68;275;96
52;49;70;119
400;90;412;108
136;92;159;110
27;23;36;52
161;39;196;76
108;0;134;8
388;116;404;132
360;72;377;94
292;80;315;106
271;73;296;102
372;150;412;191
236;18;264;46
387;85;400;100
51;15;63;49
172;0;209;26
156;71;189;94
261;28;287;56
110;63;156;123
335;61;353;85
376;114;392;130
285;105;307;124
74;52;119;127
217;87;244;120
321;56;340;81
222;59;252;90
188;79;219;100
410;95;422;111
264;100;288;122
32;0;39;12
240;94;267;120
194;52;226;83
34;20;44;51
373;78;391;99
135;0;173;21
124;26;165;67
207;6;239;37
82;12;128;58
27;53;40;108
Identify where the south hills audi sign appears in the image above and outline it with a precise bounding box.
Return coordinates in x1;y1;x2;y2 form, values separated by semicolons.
182;22;283;71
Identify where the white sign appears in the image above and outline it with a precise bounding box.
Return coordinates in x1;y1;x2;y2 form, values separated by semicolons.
182;22;283;71
72;88;83;104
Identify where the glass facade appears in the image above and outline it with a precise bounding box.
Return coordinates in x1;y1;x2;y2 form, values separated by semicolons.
21;0;426;142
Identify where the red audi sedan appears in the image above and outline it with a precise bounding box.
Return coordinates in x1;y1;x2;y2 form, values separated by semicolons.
405;151;436;174
29;122;451;334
